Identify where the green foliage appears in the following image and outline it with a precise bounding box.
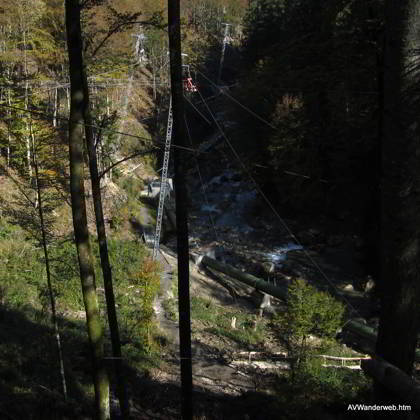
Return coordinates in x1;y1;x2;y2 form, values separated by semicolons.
162;277;179;322
273;280;369;415
232;0;385;218
279;278;344;340
275;278;344;372
278;356;372;416
98;239;162;354
118;176;144;198
49;241;84;311
0;219;164;415
0;228;45;309
243;0;287;63
191;296;266;348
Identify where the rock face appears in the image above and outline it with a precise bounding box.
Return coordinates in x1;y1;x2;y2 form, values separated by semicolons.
201;243;226;262
364;276;375;293
343;284;354;292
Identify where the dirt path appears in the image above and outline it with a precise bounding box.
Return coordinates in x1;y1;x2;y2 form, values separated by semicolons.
151;247;283;400
153;250;179;346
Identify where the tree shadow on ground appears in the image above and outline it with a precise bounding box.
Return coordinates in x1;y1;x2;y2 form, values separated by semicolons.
124;339;372;420
0;304;375;420
0;305;94;420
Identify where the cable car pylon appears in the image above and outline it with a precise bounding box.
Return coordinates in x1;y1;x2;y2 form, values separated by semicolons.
152;96;173;260
152;55;198;260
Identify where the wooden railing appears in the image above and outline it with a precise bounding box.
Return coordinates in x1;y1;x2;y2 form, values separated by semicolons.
317;354;371;370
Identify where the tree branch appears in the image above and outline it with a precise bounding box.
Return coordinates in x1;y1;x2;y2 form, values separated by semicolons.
99;149;156;179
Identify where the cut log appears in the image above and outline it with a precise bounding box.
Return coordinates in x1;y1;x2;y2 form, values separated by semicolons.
229;360;290;370
344;320;420;362
345;320;377;341
201;256;288;301
201;257;420;362
232;351;288;362
200;265;238;301
361;357;420;415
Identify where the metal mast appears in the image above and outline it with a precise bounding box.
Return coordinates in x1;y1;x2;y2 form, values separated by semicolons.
152;97;173;260
115;29;146;150
217;23;231;84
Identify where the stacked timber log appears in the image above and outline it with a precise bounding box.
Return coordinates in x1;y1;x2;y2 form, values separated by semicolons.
200;256;420;362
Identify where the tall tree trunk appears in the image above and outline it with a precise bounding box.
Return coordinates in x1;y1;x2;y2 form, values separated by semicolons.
23;30;32;179
82;57;130;420
376;0;420;393
64;1;110;419
30;125;67;400
168;2;193;419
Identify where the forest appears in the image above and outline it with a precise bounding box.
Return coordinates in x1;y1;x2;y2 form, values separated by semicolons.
0;0;419;419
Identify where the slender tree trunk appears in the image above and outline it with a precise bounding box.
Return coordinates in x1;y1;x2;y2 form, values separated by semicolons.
64;2;110;419
7;88;11;167
66;87;70;113
23;30;32;179
376;0;420;403
53;87;58;128
82;56;130;420
106;91;110;117
30;125;67;400
168;2;193;419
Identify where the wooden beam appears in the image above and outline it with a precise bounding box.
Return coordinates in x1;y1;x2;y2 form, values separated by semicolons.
201;257;420;363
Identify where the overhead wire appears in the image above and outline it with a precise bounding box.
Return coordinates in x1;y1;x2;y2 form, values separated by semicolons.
0;102;201;155
184;113;220;243
196;68;380;133
184;95;211;125
196;69;277;130
194;86;362;318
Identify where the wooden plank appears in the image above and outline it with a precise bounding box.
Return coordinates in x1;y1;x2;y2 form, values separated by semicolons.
317;355;370;361
322;364;362;370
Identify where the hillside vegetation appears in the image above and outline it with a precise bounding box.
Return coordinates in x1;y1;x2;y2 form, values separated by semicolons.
0;0;419;419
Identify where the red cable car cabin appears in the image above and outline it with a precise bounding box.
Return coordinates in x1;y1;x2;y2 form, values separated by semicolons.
182;65;197;92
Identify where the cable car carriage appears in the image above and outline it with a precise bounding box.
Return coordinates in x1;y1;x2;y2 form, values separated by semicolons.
182;65;197;92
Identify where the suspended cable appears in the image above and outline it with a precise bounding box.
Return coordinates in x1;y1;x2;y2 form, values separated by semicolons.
183;95;211;125
0;102;201;155
195;87;362;318
184;114;219;243
196;69;277;130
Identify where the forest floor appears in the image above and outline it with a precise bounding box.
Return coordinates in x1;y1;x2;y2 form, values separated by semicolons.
0;145;415;419
125;146;379;419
